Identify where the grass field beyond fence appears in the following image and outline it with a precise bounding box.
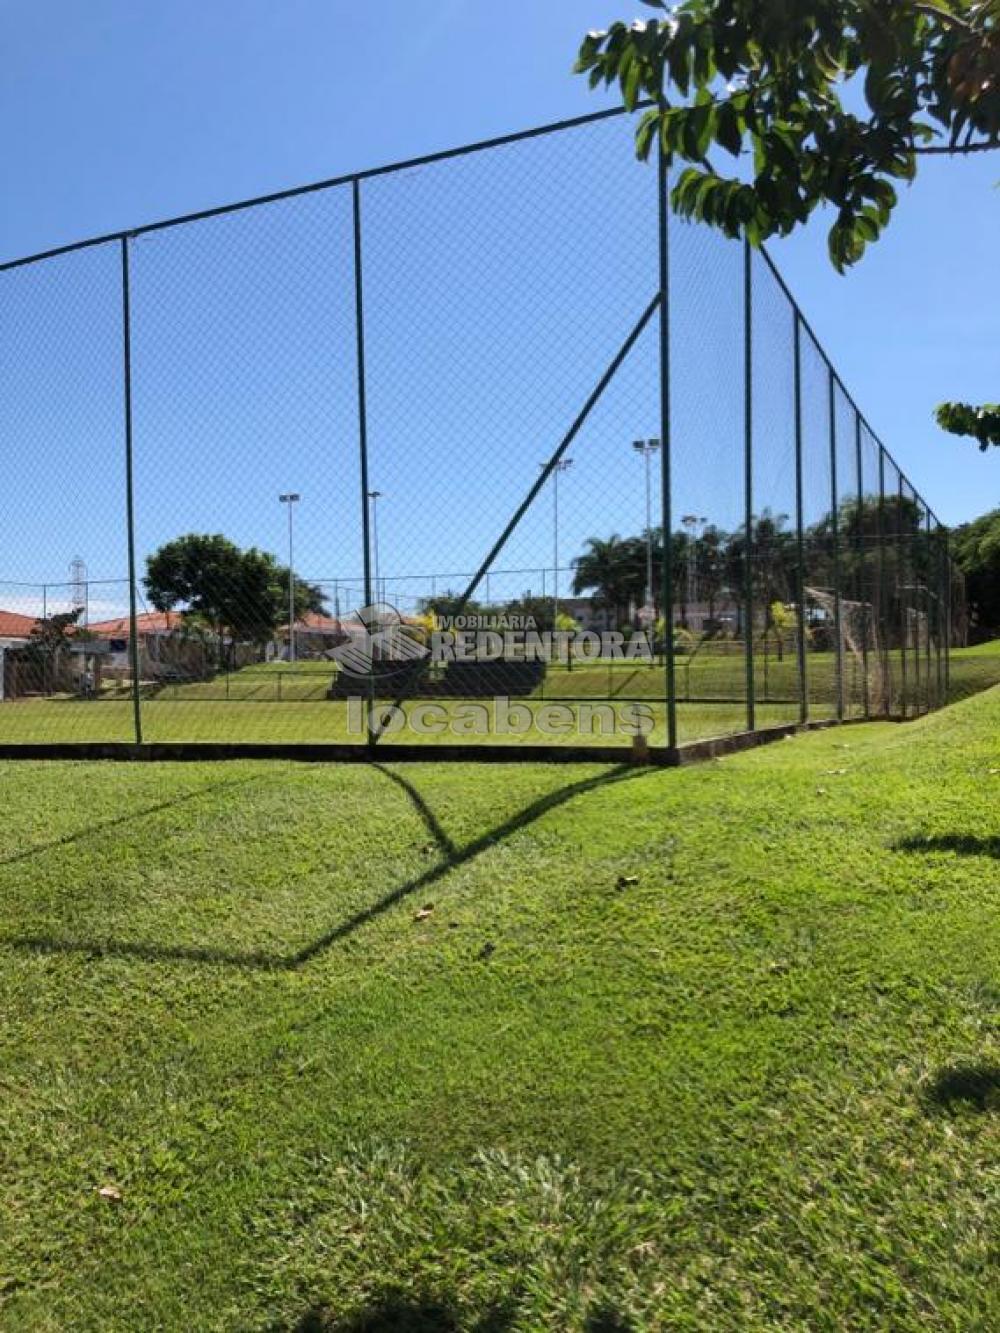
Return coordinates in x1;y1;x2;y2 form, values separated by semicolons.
1;683;999;1328
2;641;998;750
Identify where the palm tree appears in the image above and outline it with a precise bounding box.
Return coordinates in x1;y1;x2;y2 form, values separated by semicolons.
572;535;643;627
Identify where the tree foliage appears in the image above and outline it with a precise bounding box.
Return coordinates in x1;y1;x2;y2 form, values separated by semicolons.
28;609;82;655
952;506;1000;631
144;533;326;663
569;496;933;641
935;400;1000;448
577;3;999;450
576;0;1000;269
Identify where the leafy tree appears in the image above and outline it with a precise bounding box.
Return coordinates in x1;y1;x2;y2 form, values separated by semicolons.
419;592;484;623
952;507;1000;633
936;401;1000;449
503;594;561;633
693;523;729;623
25;609;81;694
144;534;324;666
274;567;327;620
575;1;999;441
768;598;798;659
29;608;81;655
572;534;650;624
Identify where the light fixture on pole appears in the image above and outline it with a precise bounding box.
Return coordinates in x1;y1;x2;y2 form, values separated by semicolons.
540;459;573;625
278;492;301;662
367;490;384;607
681;513;708;620
631;439;661;617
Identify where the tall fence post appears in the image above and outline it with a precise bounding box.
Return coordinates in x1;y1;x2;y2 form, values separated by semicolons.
877;445;890;715
793;312;808;725
898;472;909;719
658;149;677;752
854;411;869;717
926;507;935;709
743;237;755;733
828;369;844;721
944;536;953;697
120;236;143;747
917;490;933;714
937;518;945;707
907;485;924;713
352;179;375;748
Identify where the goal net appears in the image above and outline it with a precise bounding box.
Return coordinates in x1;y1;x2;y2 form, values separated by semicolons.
805;585;884;711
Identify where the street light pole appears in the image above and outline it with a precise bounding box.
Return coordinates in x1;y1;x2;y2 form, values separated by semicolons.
632;439;661;613
278;492;300;662
367;490;383;606
541;460;573;626
681;513;707;621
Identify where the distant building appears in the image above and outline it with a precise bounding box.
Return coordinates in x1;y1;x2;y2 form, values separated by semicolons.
556;598;622;633
558;595;745;635
0;609;38;643
86;610;257;680
275;611;425;660
0;610;39;701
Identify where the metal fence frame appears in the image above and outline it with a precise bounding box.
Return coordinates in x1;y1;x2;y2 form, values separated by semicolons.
0;104;959;759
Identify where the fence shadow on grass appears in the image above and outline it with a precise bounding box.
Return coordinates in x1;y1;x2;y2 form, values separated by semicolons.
893;833;1000;860
291;1296;516;1332
290;762;644;968
4;761;649;972
0;773;268;869
924;1063;1000;1113
370;762;458;859
288;1297;632;1331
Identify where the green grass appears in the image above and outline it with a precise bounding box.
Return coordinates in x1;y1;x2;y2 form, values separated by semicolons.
0;695;817;748
1;687;1000;1328
945;639;1000;700
7;642;995;752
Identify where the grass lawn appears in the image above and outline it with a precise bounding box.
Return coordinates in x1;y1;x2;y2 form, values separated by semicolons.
1;688;999;1328
0;696;817;749
4;643;995;752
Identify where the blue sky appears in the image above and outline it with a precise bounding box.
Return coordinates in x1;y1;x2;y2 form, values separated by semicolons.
0;0;996;615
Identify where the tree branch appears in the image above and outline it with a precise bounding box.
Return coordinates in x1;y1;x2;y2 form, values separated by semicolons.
912;139;1000;154
911;2;975;33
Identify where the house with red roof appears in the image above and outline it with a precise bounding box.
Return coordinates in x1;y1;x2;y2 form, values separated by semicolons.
85;609;265;681
0;610;39;700
0;609;39;642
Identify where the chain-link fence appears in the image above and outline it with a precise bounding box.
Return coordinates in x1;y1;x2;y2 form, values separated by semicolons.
0;107;975;754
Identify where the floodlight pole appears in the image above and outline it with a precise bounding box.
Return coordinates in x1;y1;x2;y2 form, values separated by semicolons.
680;512;707;622
542;460;573;625
279;492;300;661
632;439;661;613
367;491;383;605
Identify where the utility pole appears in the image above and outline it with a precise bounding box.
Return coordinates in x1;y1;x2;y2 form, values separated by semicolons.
279;492;300;661
632;439;661;613
367;490;384;606
541;460;573;625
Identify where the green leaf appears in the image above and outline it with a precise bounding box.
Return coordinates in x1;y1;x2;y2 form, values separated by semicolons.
619;46;641;111
715;101;744;157
634;109;660;161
